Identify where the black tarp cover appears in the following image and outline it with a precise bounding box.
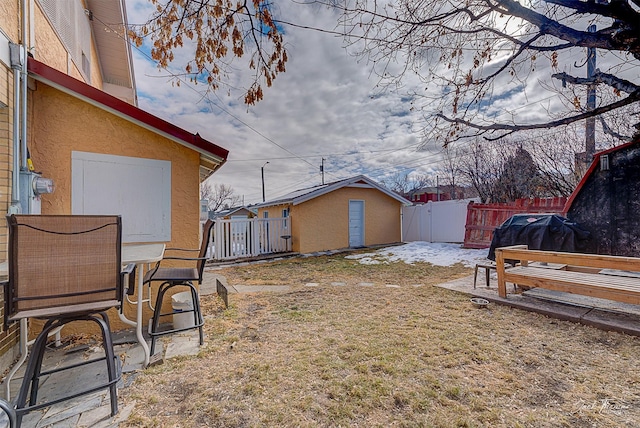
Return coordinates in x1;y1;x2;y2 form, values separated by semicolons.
487;214;590;261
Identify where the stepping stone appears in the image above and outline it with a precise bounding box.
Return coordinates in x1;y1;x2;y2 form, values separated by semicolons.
385;284;401;288
305;283;319;287
39;394;103;426
411;284;425;287
164;331;203;360
331;282;346;286
357;282;374;287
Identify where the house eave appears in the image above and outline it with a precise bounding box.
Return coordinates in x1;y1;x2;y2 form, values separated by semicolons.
28;57;229;173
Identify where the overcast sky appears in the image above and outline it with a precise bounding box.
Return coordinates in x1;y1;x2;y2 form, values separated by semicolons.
124;1;635;206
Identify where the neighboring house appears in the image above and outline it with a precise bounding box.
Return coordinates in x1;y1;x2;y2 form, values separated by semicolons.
564;139;640;257
209;206;257;220
408;185;477;204
410;187;452;203
254;175;410;254
0;1;228;368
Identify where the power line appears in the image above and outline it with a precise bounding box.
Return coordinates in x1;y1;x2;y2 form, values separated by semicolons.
93;14;319;170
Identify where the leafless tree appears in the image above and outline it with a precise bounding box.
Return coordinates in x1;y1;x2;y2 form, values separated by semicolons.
492;146;545;202
132;1;640;142
323;0;640;144
525;130;583;196
454;131;585;201
383;173;434;199
200;182;242;212
456;139;507;203
129;0;287;105
436;146;462;199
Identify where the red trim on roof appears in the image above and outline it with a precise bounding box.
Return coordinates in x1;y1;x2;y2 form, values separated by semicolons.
27;57;229;162
562;139;639;215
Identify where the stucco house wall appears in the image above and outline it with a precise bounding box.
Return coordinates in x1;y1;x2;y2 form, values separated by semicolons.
293;187;402;254
0;0;227;371
28;80;204;331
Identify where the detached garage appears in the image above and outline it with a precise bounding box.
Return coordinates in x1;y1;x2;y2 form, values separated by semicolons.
255;175;409;254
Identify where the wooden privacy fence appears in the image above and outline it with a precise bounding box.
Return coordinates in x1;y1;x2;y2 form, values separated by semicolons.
209;217;291;261
463;197;568;249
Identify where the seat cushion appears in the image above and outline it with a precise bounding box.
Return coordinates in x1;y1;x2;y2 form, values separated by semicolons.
144;267;199;283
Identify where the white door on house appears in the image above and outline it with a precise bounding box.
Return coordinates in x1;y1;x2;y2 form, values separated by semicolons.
349;200;365;247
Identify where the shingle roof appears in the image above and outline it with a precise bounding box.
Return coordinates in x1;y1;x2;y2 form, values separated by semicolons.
253;175;409;208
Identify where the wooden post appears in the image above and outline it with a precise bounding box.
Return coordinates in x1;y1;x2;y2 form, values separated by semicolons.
496;249;507;298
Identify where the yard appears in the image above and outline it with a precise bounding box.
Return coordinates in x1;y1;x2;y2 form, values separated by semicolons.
121;252;640;427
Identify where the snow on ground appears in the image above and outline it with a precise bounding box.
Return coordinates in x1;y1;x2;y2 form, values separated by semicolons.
345;242;489;267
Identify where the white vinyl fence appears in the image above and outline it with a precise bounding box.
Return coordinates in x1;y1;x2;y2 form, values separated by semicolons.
402;199;478;243
208;217;291;261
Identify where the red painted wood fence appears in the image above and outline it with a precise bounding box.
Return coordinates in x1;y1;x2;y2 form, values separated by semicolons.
463;197;568;249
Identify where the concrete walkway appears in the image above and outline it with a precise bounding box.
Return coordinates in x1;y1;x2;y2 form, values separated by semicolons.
1;327;204;427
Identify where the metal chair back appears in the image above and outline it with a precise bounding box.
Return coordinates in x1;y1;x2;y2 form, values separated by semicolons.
6;215;123;321
197;219;214;282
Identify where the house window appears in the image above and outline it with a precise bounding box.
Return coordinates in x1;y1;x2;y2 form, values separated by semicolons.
263;211;269;218
282;208;289;228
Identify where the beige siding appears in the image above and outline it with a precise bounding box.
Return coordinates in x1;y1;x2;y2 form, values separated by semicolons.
89;34;103;90
0;63;18;363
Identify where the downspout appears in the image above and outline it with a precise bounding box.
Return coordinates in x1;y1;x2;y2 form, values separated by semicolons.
21;0;28;170
9;44;21;209
400;205;404;243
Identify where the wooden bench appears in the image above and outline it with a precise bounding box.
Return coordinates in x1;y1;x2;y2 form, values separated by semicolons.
495;245;640;305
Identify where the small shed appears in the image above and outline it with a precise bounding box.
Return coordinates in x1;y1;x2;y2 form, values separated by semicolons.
254;175;409;254
210;206;257;220
564;139;640;256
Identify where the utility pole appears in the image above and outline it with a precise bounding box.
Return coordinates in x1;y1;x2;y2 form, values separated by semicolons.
585;24;596;161
575;24;597;178
261;161;269;202
320;158;325;185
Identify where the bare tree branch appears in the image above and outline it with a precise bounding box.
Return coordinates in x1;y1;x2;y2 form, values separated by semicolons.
436;90;640;133
552;71;640;94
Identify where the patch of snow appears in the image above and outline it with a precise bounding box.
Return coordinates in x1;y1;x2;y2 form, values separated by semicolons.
346;242;489;267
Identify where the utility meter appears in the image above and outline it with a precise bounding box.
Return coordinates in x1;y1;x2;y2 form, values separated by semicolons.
33;176;55;195
19;171;55;214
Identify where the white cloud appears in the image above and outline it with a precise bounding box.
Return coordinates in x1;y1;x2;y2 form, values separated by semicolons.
125;1;638;206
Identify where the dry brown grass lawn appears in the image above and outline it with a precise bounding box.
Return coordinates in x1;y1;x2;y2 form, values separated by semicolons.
122;254;640;427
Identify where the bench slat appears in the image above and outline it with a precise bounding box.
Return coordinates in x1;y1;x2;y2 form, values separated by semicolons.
504;266;640;305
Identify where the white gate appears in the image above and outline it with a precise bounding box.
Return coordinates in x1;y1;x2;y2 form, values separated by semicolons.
402;199;478;243
210;217;291;261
